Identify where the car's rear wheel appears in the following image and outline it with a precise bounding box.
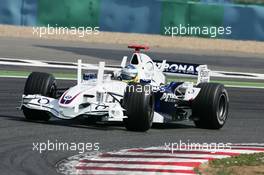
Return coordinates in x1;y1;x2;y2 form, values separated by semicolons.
23;72;57;121
192;83;229;129
123;83;154;132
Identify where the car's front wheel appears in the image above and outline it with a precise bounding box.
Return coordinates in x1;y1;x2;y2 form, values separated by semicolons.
23;72;57;121
123;83;154;132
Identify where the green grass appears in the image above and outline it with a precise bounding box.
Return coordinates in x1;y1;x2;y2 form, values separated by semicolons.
215;169;233;175
196;153;264;175
210;153;264;167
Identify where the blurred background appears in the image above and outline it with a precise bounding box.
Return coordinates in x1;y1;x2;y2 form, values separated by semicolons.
0;0;264;41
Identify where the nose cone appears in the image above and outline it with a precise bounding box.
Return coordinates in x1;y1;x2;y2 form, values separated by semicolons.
59;91;82;106
59;85;95;108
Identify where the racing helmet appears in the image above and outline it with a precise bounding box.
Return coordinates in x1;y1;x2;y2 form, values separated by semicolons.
120;64;138;81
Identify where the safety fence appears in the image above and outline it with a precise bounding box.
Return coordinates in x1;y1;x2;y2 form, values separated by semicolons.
0;0;263;41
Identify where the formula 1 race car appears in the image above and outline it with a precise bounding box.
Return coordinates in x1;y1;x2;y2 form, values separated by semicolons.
20;45;229;131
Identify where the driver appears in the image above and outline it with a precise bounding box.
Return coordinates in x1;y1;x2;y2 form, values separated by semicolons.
120;64;139;82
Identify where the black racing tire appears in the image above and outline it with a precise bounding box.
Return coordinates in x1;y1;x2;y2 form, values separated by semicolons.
23;72;57;121
192;83;229;129
123;82;154;132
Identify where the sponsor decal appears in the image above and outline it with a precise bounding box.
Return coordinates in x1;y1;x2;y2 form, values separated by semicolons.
155;61;200;75
37;98;50;105
60;92;82;105
160;93;178;102
64;95;73;100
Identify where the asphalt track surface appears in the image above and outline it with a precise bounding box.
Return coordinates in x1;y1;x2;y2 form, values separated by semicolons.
1;78;264;175
0;37;264;175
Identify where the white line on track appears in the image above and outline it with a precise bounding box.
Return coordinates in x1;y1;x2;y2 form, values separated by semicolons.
1;57;264;80
76;171;194;175
82;157;209;163
1;74;264;89
77;163;194;170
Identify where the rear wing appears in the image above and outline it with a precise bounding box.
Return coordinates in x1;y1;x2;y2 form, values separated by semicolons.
154;60;210;84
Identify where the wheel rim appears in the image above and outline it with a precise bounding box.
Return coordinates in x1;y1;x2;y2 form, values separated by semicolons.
217;93;227;124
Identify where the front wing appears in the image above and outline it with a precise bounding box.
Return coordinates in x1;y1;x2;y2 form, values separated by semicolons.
20;95;165;123
21;95;120;120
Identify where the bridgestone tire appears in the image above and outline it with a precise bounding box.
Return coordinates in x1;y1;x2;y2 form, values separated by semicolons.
123;83;154;132
23;72;57;121
192;83;229;129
